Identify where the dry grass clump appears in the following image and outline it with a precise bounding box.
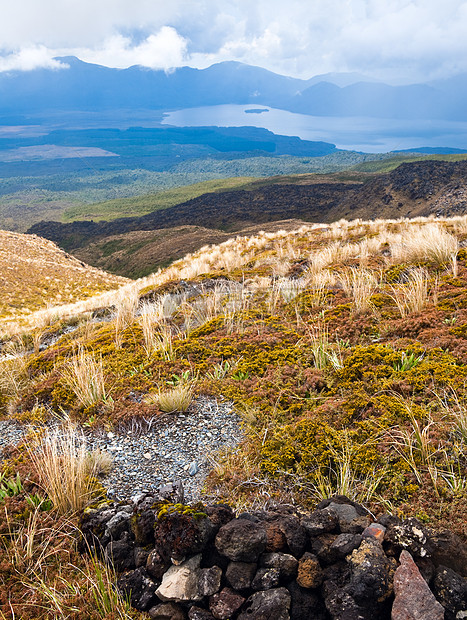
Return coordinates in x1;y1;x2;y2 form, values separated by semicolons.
113;286;139;347
389;268;434;316
157;383;194;413
389;224;459;268
145;380;194;413
0;339;29;408
61;347;109;408
306;322;343;370
27;424;106;514
0;501;137;619
338;267;379;314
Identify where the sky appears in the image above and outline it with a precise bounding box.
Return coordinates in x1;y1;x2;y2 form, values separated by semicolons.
1;0;467;83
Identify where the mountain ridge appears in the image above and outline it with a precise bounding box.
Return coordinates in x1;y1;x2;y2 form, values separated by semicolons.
28;160;467;263
1;57;467;121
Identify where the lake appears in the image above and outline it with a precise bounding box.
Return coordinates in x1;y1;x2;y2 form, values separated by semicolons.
162;104;467;153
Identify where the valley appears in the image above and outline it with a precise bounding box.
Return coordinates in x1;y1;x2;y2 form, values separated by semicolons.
26;158;467;278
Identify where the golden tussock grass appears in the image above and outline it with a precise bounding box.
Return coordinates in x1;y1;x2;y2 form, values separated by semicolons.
27;423;108;514
61;347;109;409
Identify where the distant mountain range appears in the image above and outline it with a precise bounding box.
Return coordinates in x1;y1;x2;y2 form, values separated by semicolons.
1;58;467;121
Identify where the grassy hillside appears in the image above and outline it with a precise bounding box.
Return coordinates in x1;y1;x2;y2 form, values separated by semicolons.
62;177;258;222
0;230;127;324
29;160;467;278
0;150;383;232
2;215;467;616
73;219;310;278
2;216;467;525
352;152;467;172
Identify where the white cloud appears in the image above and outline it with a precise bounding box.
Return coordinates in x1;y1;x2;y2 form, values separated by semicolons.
0;46;67;72
0;0;467;81
69;27;188;70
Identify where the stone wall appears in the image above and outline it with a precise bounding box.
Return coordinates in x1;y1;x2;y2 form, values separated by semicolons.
80;487;467;620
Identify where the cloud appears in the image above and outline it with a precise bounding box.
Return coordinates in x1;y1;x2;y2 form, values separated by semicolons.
70;27;188;70
0;0;467;81
0;46;67;72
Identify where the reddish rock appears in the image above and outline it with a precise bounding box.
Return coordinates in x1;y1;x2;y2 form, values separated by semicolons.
154;512;213;563
297;552;324;589
362;523;386;543
209;587;245;620
392;550;444;620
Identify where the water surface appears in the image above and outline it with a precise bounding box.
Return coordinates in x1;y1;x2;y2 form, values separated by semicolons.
162;104;467;153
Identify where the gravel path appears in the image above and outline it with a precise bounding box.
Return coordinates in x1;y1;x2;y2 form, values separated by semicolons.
0;396;243;502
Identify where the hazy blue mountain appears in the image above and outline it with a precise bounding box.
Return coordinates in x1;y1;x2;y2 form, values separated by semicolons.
0;57;464;121
305;72;382;87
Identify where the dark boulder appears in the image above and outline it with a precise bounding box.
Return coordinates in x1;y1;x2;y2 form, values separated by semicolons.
433;565;467;620
237;587;291;620
225;561;257;590
117;567;159;611
288;581;326;620
154;511;213;563
148;602;187;619
260;552;298;582
215;519;267;562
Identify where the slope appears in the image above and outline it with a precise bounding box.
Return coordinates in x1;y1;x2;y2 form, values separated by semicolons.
27;160;467;278
0;230;128;323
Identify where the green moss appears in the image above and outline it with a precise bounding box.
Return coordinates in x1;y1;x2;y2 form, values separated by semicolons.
156;501;207;521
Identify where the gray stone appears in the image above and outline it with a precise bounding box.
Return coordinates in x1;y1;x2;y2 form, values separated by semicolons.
347;538;393;605
328;502;369;533
251;567;280;590
330;533;363;558
158;480;185;504
117;567;159;611
188;607;215;620
105;536;135;571
215;519;267;562
156;554;203;603
392;550;444;620
260;552;298;581
301;508;339;538
104;510;131;540
198;566;222;597
238;587;291;620
225;561;257;590
189;461;199;476
147;549;171;581
148;602;187;619
135;547;151;568
433;565;467;620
